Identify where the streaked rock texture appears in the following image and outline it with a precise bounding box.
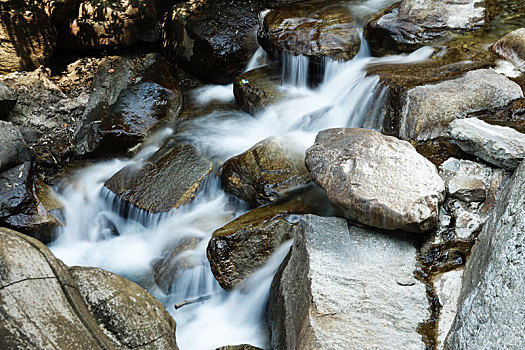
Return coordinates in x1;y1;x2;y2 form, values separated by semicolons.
491;28;525;71
305;128;445;233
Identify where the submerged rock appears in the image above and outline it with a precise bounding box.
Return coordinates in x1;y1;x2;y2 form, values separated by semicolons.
221;135;311;206
491;28;525;71
0;82;17;119
305;128;445;233
444;161;525;349
439;158;492;203
269;215;429;349
448;117;525;170
104;143;213;214
233;65;283;115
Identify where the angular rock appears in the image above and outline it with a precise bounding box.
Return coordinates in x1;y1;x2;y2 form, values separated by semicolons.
222;135;311;206
0;121;31;173
448;117;525;170
305;128;445;233
439;158;492;202
397;69;523;141
269;215;429;350
0;2;57;74
444;161;525;349
491;28;525;71
233;65;282;115
58;0;160;49
434;269;464;350
365;0;487;56
104;143;213;214
258;1;360;61
0;82;17;119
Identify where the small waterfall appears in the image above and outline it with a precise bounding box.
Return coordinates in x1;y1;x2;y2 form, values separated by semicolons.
281;52;310;88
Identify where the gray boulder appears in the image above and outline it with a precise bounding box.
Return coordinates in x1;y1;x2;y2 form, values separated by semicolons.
444;161;525;349
439;158;492;203
305;128;445;233
269;215;429;350
491;28;525;71
0;82;17;119
0;121;31;173
448;117;525;170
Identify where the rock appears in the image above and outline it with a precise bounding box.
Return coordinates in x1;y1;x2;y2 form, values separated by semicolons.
434;269;464;350
233;65;282;115
396;69;523;141
104;142;213;214
269;215;429;350
305;128;445;233
439;158;492;202
0;227;178;350
258;1;360;61
162;0;262;84
364;0;487;56
444;161;525;349
491;28;525;71
415;139;474;168
448;117;525;170
0;2;57;74
70;266;178;349
221;135;311;206
0;121;31;173
58;0;160;49
75;53;182;158
216;345;262;350
0;82;17;119
479;97;525;134
42;0;78;24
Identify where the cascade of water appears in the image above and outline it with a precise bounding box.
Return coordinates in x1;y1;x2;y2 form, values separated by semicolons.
281;52;310;88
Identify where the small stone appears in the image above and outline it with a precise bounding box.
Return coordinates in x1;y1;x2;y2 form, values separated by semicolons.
439;158;492;202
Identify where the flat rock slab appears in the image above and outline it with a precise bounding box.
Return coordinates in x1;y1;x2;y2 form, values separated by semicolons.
270;215;429;350
491;28;525;71
448;117;525;170
104;143;213;214
445;161;525;349
305;128;445;233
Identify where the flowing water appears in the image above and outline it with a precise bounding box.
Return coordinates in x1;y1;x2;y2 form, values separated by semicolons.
48;1;437;348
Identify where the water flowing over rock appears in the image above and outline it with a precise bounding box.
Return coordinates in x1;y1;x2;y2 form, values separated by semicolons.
305;128;445;233
365;0;487;56
0;227;178;350
269;215;429;350
104;143;213;214
444;161;525;349
0;82;17;119
221;135;311;206
58;0;160;49
233;65;282;115
448;117;525;170
0;121;31;173
491;28;525;71
439;158;492;203
0;1;57;74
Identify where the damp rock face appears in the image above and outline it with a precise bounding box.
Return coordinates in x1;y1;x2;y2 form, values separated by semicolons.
365;0;487;56
0;82;17;119
448;117;525;170
305;128;445;233
269;215;429;350
0;121;31;173
233;65;283;115
491;28;525;71
444;161;525;349
221;135;311;206
104;143;213;214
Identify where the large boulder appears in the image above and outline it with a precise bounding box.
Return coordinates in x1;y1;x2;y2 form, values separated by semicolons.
364;0;488;56
0;82;17;119
58;0;160;49
233;65;283;115
491;28;525;72
104;142;213;214
305;128;445;233
0;227;178;350
221;135;311;206
269;215;429;349
444;160;525;349
75;53;182;158
0;121;31;173
0;1;57;74
448;117;525;170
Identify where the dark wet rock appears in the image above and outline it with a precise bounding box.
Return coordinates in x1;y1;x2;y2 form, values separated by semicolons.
439;158;492;203
269;215;429;350
208;184;332;290
96;213;120;238
444;160;525;350
42;0;78;24
162;0;263;84
105;143;213;214
70;266;178;350
364;0;487;56
491;28;525;71
153;237;201;293
233;65;282;115
0;227;178;350
305;128;445;233
0;82;17;119
415;139;474;168
0;1;57;74
258;1;360;61
448;117;525;170
0;121;31;173
75;53;182;158
478;97;525;133
58;0;160;49
222;135;311;206
0;161;62;243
